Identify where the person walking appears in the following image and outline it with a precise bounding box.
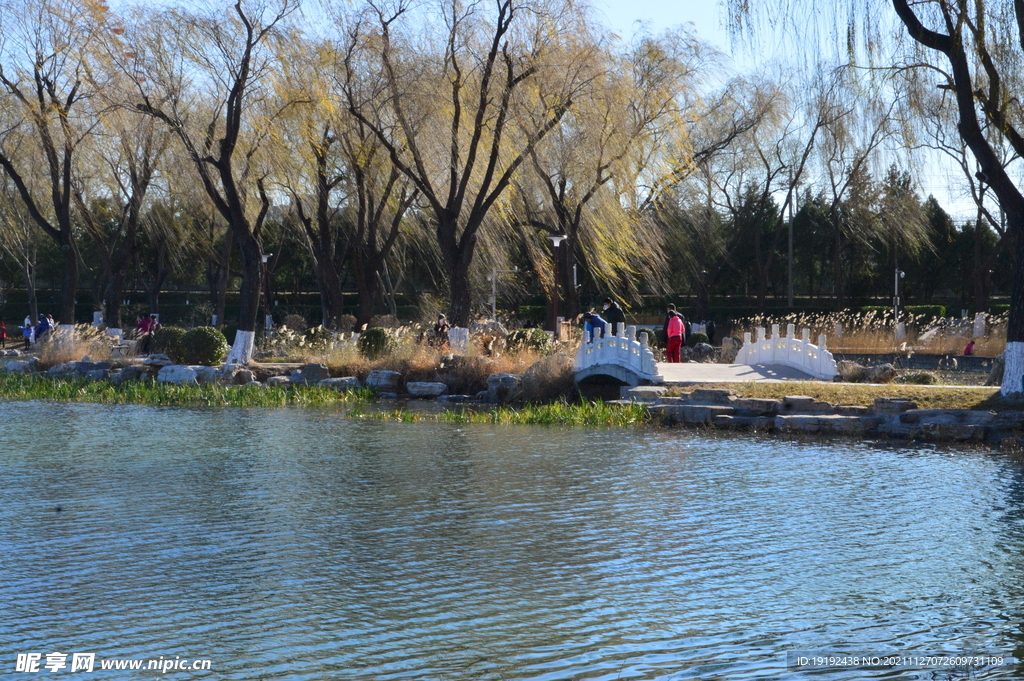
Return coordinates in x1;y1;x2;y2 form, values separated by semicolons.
662;304;679;344
0;321;6;349
602;297;626;337
665;310;684;363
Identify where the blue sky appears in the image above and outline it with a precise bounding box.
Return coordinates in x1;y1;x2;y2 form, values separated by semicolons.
595;0;731;49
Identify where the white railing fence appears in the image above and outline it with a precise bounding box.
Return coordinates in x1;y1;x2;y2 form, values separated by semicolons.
575;324;661;382
735;323;837;380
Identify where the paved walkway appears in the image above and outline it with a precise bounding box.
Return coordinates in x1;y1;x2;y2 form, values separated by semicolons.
657;362;817;385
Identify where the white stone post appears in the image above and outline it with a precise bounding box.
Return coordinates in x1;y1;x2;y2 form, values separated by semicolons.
973;312;987;339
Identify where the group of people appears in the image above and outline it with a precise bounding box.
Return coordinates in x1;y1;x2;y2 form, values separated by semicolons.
18;314;56;349
136;314;160;354
580;299;717;365
581;298;626;342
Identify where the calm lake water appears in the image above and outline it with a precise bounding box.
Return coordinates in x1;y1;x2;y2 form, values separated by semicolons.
2;402;1024;680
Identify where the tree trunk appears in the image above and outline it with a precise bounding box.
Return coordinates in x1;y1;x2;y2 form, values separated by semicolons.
447;258;474;328
1005;223;1024;394
832;220;845;310
105;268;125;332
439;222;477;327
695;274;711;321
22;259;37;325
560;238;579;317
207;228;232;327
225;226;263;365
352;248;381;329
58;240;79;325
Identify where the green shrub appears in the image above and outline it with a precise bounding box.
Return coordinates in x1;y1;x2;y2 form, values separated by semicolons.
506;328;552;354
638;327;662;349
152;326;187;363
687;331;709;347
358;327;394;359
183;326;229;366
904;305;946;321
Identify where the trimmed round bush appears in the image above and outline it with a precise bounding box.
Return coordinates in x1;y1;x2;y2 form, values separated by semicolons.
182;326;228;366
687;331;709;347
152;326;188;363
506;328;553;355
358;326;394;359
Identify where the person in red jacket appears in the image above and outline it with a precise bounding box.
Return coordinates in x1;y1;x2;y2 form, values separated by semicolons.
665;310;684;363
0;321;6;349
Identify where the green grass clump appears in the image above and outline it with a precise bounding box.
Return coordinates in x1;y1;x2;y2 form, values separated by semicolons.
358;400;649;427
0;373;372;408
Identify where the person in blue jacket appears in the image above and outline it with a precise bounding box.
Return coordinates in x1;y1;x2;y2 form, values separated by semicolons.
582;310;608;343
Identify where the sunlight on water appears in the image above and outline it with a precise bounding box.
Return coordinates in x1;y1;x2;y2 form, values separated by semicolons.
2;402;1023;679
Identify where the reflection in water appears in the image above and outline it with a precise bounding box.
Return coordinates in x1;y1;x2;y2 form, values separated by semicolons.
1;402;1023;680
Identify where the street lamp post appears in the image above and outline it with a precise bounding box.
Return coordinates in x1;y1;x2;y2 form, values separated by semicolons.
261;253;273;331
548;235;566;340
487;266;519;320
894;268;905;341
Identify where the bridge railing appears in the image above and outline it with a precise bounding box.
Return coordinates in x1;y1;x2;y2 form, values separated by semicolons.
735;323;837;380
574;325;661;382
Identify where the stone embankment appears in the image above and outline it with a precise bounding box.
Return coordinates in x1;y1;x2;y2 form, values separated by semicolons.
618;386;1024;448
1;355;532;405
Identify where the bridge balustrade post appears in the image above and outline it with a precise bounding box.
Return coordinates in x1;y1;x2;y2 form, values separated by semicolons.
817;334;829;377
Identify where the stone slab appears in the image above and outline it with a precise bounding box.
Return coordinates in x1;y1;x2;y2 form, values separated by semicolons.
621;386;668;402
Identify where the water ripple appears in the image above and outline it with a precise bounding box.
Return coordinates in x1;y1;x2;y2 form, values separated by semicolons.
1;403;1023;679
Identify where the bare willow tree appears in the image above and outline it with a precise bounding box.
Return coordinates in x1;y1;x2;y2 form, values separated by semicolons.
275;32;418;330
341;0;596;326
132;0;297;363
0;176;40;325
75;96;171;333
726;0;1024;394
652;74;784;318
0;0;111;325
513;27;710;315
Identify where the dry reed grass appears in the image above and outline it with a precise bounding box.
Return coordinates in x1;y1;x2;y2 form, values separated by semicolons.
739;310;1007;357
36;324;114;369
285;329;565;396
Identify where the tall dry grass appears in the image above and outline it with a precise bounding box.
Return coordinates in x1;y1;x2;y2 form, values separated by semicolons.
36;324;115;369
738;310;1007;357
278;326;574;396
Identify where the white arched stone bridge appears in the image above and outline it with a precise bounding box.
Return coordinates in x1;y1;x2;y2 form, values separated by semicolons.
574;323;838;386
574;325;662;386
